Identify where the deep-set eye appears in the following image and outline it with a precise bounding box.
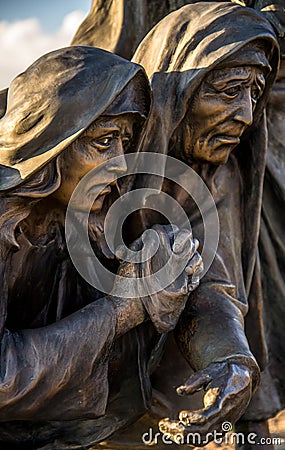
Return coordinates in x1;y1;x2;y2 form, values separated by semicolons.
251;87;261;101
223;86;240;97
90;134;114;150
122;135;131;147
101;137;112;145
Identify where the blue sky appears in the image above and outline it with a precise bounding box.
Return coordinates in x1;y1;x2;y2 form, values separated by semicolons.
0;0;92;87
1;0;91;31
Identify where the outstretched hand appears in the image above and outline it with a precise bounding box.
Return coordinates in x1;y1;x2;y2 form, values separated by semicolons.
159;361;253;446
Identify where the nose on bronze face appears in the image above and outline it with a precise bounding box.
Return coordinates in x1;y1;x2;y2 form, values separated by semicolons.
107;156;127;174
233;95;253;127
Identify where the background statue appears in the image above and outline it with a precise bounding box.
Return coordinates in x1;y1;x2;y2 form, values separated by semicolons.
71;0;191;59
0;46;203;448
71;0;285;61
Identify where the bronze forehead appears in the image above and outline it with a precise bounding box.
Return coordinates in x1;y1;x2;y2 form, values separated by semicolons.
205;66;265;84
82;114;137;134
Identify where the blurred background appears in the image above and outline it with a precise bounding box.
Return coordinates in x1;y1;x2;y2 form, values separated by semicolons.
0;0;91;88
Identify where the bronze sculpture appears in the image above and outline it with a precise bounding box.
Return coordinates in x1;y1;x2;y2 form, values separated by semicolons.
71;0;283;61
131;2;279;445
69;1;283;448
71;0;285;447
0;46;203;448
1;1;284;448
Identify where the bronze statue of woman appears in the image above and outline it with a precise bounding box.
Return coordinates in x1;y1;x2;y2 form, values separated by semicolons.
130;2;279;446
0;46;202;448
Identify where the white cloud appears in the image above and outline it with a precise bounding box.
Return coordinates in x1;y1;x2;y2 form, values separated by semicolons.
0;10;86;89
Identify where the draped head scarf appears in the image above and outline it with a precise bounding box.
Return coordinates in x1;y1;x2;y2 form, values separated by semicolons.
0;46;150;191
133;1;278;296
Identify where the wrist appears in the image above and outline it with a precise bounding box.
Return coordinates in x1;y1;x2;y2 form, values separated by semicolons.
220;355;260;393
108;295;147;337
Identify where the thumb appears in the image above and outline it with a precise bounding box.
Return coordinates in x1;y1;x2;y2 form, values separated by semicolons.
177;368;213;396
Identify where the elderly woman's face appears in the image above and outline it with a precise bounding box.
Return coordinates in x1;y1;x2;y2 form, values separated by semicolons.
53;114;136;211
185;65;265;165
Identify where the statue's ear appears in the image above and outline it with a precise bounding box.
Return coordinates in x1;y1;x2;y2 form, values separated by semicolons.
0;88;8;119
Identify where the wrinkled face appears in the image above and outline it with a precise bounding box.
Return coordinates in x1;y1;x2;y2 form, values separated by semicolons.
185;65;266;165
52;114;136;211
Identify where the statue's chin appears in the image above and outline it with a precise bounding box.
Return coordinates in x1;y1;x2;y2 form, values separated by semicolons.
194;142;237;165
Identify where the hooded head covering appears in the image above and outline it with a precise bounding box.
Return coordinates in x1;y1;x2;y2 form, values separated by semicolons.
0;46;150;191
133;2;278;292
133;2;278;158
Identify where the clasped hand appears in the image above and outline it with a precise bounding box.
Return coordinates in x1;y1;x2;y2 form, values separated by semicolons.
118;224;203;333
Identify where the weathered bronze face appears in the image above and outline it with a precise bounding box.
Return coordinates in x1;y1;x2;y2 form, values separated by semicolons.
185;65;265;165
52;114;135;211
